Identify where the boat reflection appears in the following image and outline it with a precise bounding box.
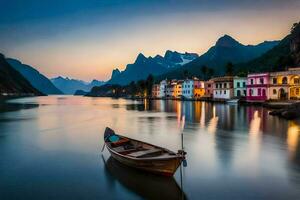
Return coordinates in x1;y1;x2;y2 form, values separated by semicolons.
103;156;186;200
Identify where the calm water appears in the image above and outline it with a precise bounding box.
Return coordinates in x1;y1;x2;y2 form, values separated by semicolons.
0;96;300;200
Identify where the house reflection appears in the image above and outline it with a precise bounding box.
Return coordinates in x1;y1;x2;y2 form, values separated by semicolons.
249;111;261;136
207;105;219;134
287;121;300;160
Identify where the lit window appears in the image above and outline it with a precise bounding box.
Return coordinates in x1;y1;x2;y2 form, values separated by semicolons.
260;78;264;84
296;88;300;95
282;77;287;84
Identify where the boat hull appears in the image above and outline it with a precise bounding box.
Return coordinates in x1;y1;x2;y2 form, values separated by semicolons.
107;148;182;176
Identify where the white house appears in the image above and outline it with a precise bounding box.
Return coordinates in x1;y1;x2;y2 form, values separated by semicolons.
159;80;167;98
212;76;234;100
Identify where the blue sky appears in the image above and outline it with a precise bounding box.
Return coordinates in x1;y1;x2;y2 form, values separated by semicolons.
1;0;299;81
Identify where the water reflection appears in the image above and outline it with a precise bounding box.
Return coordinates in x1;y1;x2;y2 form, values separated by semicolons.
287;121;300;159
103;156;186;200
1;97;300;199
0;102;39;113
207;105;219;134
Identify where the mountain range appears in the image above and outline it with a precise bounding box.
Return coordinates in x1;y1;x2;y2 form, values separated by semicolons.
7;58;63;95
156;35;279;80
107;51;198;85
51;76;105;94
0;54;43;96
235;22;300;72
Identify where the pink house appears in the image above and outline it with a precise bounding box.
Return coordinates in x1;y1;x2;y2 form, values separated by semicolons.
246;73;270;101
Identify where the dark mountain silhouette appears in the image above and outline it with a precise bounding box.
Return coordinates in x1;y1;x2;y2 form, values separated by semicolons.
157;35;279;80
107;51;198;85
236;21;300;72
0;54;43;96
7;58;62;95
51;76;105;94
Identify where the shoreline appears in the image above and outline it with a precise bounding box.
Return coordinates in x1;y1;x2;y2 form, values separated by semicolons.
89;95;299;109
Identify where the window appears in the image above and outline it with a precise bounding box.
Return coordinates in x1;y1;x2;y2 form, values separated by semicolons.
258;88;261;96
243;82;246;87
249;89;253;96
260;78;264;84
208;84;211;87
224;83;227;88
215;91;218;95
294;78;300;84
243;90;246;96
262;89;266;96
273;78;277;84
224;90;226;94
250;79;254;85
237;82;240;87
273;89;277;95
296;88;300;95
282;77;287;84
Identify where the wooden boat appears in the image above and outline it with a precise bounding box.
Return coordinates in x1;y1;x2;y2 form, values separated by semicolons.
103;127;186;176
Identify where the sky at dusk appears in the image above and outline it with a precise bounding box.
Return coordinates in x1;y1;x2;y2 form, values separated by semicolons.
1;0;300;81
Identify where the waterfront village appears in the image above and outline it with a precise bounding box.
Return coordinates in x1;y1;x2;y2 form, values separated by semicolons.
151;67;300;102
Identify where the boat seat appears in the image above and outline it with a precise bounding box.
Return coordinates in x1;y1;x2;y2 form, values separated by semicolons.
111;145;139;154
127;148;162;158
110;138;130;147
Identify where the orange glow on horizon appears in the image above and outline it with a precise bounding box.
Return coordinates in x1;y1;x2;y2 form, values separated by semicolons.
4;8;300;81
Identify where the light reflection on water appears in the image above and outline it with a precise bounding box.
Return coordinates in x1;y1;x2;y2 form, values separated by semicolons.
0;96;300;199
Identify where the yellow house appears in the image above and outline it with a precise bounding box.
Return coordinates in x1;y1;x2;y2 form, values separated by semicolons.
174;80;183;98
193;79;205;99
269;68;300;100
288;68;300;99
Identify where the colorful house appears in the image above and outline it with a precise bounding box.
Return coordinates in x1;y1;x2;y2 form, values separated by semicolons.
152;84;160;98
159;80;167;98
204;80;214;98
233;77;247;98
194;79;205;99
212;76;234;100
182;79;194;99
174;80;183;98
246;73;269;101
288;67;300;100
166;80;177;98
269;71;289;100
